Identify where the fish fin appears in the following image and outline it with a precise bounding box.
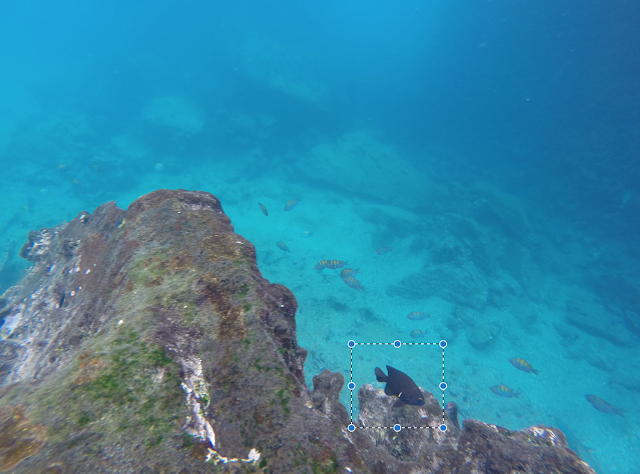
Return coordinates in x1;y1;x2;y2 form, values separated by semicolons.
375;367;387;383
384;386;395;396
392;399;405;408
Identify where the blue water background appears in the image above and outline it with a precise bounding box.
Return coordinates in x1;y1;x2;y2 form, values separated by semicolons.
1;1;639;472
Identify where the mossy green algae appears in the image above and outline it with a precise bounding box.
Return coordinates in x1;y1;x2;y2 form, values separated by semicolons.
64;329;185;446
0;322;190;461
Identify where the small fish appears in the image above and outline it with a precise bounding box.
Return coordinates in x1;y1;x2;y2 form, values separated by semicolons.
406;311;430;321
276;242;290;252
300;231;313;238
490;385;520;398
315;260;330;270
339;268;359;279
343;276;364;291
444;402;460;430
509;358;539;375
375;246;392;255
258;202;268;216
284;199;299;211
410;329;426;339
375;365;425;407
585;395;624;416
325;260;348;269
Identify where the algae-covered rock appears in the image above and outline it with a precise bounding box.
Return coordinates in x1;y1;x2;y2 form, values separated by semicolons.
0;190;364;473
469;183;532;239
387;261;488;308
565;298;637;347
295;129;443;210
349;384;596;474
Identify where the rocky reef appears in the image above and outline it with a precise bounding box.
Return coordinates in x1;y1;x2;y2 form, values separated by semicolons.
348;383;595;473
0;190;595;473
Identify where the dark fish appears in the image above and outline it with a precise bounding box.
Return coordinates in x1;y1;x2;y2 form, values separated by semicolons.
375;246;392;255
300;231;313;238
375;365;424;407
586;395;623;416
410;329;426;339
315;260;330;270
284;199;299;211
325;260;348;269
490;385;520;398
509;358;539;375
258;202;268;216
276;242;290;252
343;276;364;291
340;268;359;279
444;402;460;430
406;311;429;321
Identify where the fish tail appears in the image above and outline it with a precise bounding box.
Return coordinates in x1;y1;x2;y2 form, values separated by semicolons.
375;367;387;383
615;409;625;417
532;369;540;375
514;392;521;399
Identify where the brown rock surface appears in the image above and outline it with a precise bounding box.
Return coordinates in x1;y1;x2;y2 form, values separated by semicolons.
0;190;364;473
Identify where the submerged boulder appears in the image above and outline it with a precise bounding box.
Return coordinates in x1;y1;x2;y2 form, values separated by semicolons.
295;129;443;211
0;190;363;473
349;384;596;474
0;189;594;473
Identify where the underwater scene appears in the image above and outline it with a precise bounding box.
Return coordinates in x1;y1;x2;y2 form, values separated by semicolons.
1;0;639;472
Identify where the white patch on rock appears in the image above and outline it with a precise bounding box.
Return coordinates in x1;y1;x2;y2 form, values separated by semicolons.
180;356;214;448
205;447;262;466
0;311;21;339
179;357;261;466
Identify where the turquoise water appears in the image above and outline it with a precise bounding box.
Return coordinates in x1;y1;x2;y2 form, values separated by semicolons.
1;1;639;473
